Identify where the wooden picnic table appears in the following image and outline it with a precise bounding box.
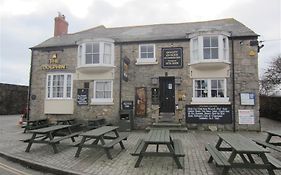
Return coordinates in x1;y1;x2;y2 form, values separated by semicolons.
253;130;281;153
206;133;278;175
56;118;75;125
131;129;185;169
25;125;80;154
23;119;49;133
75;126;128;159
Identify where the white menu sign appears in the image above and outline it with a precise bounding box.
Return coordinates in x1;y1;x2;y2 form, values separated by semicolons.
240;92;255;105
238;110;255;124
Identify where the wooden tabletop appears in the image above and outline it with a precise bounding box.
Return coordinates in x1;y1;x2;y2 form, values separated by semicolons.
266;130;281;137
218;133;269;153
29;125;71;134
80;126;118;137
145;129;170;144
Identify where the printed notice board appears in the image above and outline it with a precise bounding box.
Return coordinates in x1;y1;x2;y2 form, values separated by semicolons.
77;89;88;105
238;110;255;124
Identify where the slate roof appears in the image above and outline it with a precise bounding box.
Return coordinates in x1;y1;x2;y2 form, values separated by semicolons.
32;18;258;49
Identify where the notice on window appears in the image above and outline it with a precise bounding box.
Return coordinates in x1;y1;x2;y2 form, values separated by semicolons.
77;89;88;105
240;92;255;105
238;110;255;124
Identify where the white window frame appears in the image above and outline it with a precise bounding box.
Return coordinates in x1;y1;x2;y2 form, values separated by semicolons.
190;35;229;63
91;80;113;105
77;39;114;67
46;73;73;99
136;44;157;64
192;78;230;104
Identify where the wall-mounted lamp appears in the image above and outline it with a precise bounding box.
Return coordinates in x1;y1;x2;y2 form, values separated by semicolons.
151;77;159;85
175;77;182;85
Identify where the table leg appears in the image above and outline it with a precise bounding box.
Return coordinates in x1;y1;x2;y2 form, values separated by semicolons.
100;137;112;159
260;153;275;175
246;154;255;163
75;136;86;157
113;130;125;149
265;133;272;143
25;133;37;152
48;132;58;153
135;143;149;168
67;127;75;142
156;144;159;152
222;150;236;175
167;143;183;169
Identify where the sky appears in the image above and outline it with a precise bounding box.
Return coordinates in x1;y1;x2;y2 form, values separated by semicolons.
0;0;280;86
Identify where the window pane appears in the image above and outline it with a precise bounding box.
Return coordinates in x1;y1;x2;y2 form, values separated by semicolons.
211;80;217;88
141;53;147;58
211;90;218;97
218;80;223;88
211;48;218;59
193;39;198;49
93;43;99;53
140;46;147;52
147;46;153;52
85;54;92;64
147;52;154;58
204;49;210;59
218;90;225;97
93;54;99;63
86;44;92;53
203;37;210;47
103;54;111;64
211;36;218;47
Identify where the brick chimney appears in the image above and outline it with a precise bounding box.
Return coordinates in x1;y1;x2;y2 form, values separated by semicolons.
54;12;68;37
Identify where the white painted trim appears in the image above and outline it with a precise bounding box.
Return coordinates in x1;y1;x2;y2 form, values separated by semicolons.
137;44;157;64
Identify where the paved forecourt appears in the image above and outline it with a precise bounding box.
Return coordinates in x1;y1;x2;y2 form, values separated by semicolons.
0;115;280;175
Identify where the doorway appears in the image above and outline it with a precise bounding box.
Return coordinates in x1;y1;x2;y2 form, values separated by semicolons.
159;77;175;114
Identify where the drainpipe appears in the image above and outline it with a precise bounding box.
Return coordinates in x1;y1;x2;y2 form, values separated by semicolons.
119;44;123;111
231;34;236;132
26;49;34;129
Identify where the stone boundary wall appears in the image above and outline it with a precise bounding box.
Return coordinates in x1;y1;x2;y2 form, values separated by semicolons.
0;83;28;115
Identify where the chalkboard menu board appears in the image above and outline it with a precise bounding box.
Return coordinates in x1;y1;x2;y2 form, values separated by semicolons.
161;47;183;68
77;89;88;105
186;105;232;124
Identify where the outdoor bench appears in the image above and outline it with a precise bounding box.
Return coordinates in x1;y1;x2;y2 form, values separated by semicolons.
50;131;83;144
205;144;231;167
103;133;129;149
266;153;281;169
131;139;145;156
253;139;281;152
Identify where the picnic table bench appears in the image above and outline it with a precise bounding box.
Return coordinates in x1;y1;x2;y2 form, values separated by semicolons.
23;119;49;133
253;130;281;152
131;129;185;169
75;126;128;159
56;118;75;125
24;125;81;154
206;133;280;175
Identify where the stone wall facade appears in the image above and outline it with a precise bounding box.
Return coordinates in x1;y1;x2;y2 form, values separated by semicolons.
29;37;260;131
0;83;28;115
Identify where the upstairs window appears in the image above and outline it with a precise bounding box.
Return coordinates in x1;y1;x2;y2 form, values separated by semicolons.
78;40;114;67
137;44;157;64
190;35;229;63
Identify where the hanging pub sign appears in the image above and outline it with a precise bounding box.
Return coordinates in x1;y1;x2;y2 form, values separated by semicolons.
135;87;147;117
41;53;67;70
122;56;130;82
77;89;88;105
186;105;232;124
161;47;183;68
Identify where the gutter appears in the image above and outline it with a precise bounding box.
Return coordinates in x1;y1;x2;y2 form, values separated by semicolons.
119;44;123;111
231;34;236;132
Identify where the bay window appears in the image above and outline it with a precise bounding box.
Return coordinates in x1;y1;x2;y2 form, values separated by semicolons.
190;35;229;63
46;73;73;99
78;39;114;67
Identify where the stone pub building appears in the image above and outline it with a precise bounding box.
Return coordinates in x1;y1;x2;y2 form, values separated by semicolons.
28;14;260;131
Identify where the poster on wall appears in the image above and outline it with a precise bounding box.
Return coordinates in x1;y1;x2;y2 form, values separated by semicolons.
186;105;232;124
135;87;147;117
77;89;88;105
240;92;255;105
238;110;255;124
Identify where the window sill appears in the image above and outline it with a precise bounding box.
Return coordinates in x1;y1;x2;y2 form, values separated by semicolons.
191;97;230;104
136;58;158;65
189;60;230;70
90;98;113;105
